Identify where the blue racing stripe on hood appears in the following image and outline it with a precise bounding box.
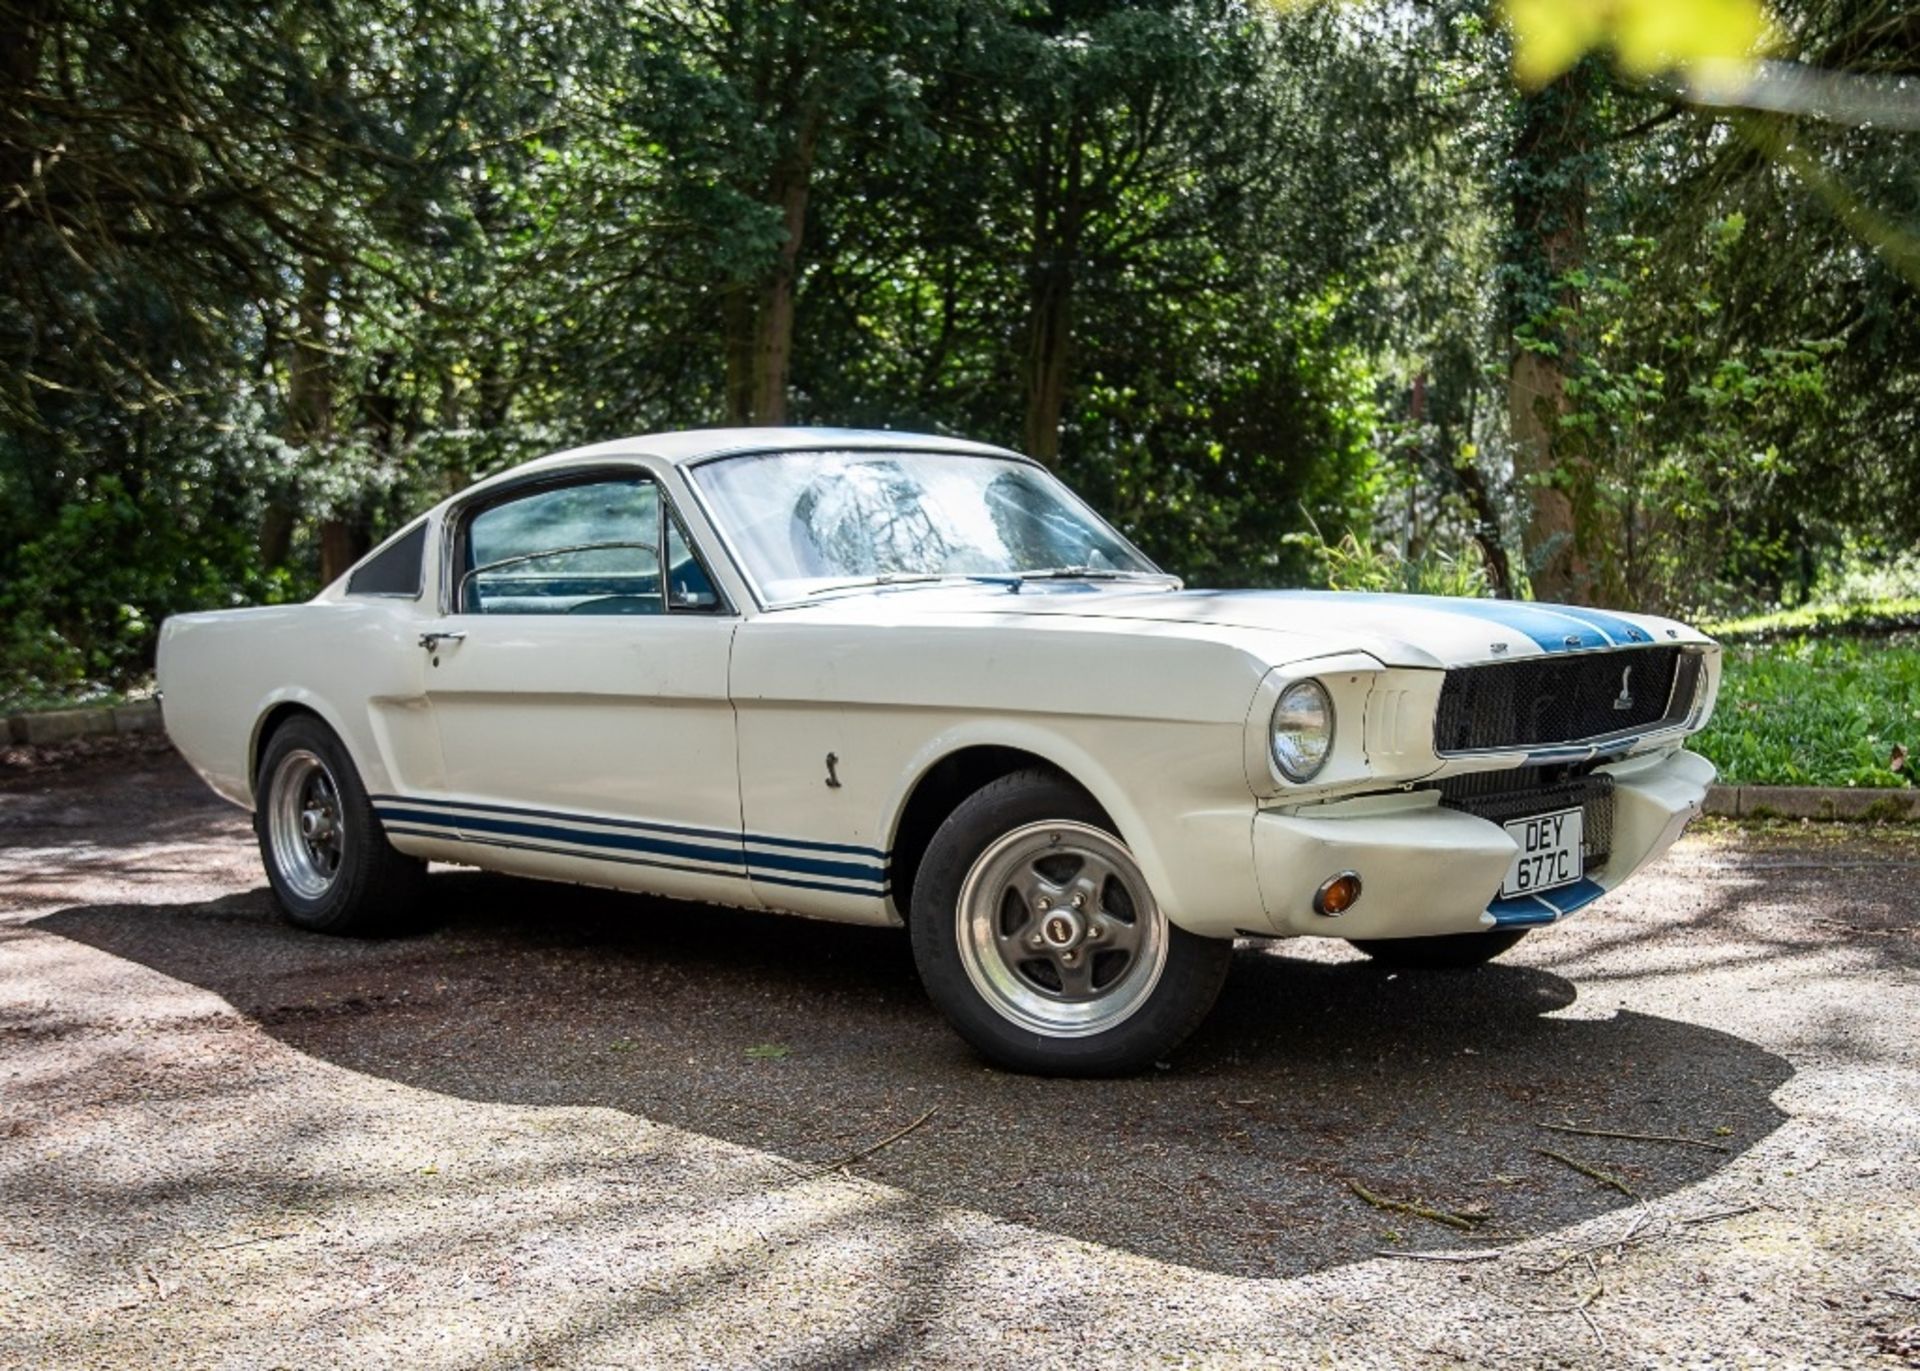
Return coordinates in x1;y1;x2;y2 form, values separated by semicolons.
1330;594;1609;652
1386;594;1661;649
1542;604;1658;645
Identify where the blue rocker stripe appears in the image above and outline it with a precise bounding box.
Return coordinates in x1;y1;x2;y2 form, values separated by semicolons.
741;846;886;882
751;869;894;897
367;792;887;861
382;824;742;883
378;805;889;886
370;802;744;864
384;824;888;896
378;806;746;870
1487;877;1606;928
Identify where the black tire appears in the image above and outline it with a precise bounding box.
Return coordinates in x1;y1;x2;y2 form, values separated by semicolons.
1346;928;1530;970
254;715;426;935
909;768;1232;1076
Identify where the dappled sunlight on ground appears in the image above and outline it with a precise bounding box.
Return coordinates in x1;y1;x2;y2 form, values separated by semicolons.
3;753;1916;1366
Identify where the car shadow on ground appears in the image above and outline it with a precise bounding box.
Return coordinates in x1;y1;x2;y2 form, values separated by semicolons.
33;868;1793;1280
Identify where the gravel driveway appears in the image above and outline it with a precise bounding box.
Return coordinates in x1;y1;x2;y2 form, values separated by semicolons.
3;746;1917;1367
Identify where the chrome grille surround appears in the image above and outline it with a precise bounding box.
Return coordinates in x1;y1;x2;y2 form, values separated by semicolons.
1433;646;1704;756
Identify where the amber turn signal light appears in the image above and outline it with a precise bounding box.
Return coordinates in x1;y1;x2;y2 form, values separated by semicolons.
1313;871;1362;917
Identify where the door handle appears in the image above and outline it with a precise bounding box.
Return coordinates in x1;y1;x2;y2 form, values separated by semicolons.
419;631;467;651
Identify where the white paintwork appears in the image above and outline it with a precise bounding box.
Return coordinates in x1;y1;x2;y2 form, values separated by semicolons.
157;428;1722;943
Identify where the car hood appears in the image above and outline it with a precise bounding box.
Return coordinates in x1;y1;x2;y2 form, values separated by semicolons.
779;585;1711;670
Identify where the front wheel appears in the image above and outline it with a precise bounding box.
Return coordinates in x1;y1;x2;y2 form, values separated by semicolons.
1346;928;1529;970
910;770;1232;1076
256;715;426;934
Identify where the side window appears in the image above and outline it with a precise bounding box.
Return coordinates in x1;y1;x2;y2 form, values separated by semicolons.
346;520;427;597
461;478;663;615
666;509;723;611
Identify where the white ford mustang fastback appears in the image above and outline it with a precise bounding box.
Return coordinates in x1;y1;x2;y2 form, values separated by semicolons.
159;428;1719;1074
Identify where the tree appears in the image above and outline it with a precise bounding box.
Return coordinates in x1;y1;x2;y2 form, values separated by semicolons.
1503;62;1608;604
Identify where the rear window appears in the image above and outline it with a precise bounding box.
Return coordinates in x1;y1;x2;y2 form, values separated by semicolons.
346;521;427;597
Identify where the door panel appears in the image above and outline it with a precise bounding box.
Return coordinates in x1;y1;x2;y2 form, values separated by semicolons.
393;469;751;907
415;617;749;904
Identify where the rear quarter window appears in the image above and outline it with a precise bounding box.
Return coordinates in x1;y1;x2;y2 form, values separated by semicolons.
346;521;427;597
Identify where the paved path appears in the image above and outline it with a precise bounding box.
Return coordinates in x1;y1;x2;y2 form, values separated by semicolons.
2;751;1916;1367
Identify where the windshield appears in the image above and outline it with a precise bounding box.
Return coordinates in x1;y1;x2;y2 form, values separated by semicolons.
688;449;1163;604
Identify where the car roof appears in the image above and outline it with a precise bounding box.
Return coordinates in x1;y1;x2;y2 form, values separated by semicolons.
411;427;1032;536
496;426;1022;480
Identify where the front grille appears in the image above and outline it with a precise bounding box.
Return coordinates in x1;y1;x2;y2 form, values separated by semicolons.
1439;770;1615;870
1434;646;1699;754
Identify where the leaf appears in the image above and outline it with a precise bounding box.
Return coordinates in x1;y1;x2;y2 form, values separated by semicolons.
1611;0;1771;80
1504;0;1607;87
744;1043;791;1060
1502;0;1772;88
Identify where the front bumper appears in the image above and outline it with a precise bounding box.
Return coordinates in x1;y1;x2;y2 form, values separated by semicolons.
1251;748;1715;940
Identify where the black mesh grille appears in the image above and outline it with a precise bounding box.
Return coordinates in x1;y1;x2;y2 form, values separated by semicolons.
1434;646;1696;754
1439;771;1615;869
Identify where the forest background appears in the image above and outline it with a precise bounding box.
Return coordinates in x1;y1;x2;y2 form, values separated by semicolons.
3;0;1917;776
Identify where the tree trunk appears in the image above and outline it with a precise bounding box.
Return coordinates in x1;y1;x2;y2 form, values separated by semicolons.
1451;452;1517;601
319;522;361;584
288;259;368;584
259;505;295;569
751;154;813;424
1509;348;1585;601
723;285;756;425
1505;68;1602;604
723;111;821;426
0;1;55;203
1021;122;1083;469
1022;263;1073;467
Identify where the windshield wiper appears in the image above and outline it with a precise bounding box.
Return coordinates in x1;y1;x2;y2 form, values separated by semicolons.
967;564;1175;591
971;567;1175;587
804;573;947;596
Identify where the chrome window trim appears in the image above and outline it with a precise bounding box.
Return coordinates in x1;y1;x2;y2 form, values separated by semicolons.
437;462;737;620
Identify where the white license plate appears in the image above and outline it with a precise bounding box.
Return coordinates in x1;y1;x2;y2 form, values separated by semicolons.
1501;807;1584;898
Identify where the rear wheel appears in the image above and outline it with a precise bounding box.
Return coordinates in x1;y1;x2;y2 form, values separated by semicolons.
910;770;1231;1076
256;715;426;934
1346;928;1529;969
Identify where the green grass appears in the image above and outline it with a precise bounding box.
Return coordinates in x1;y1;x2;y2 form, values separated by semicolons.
1697;635;1920;788
1703;597;1920;644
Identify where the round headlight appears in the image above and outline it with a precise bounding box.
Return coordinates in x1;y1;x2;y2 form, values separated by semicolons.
1271;678;1334;782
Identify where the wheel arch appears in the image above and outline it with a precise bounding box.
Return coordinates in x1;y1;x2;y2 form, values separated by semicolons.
246;692;360;808
884;729;1168;924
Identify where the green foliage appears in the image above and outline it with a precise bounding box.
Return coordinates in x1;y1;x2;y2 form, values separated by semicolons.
1545;226;1847;612
1291;526;1494;599
3;0;1918;702
0;430;310;705
1069;293;1388;587
1697;636;1920;789
1807;546;1920;608
1706;599;1920;644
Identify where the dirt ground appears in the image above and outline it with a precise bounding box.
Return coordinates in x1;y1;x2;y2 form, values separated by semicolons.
3;745;1917;1368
